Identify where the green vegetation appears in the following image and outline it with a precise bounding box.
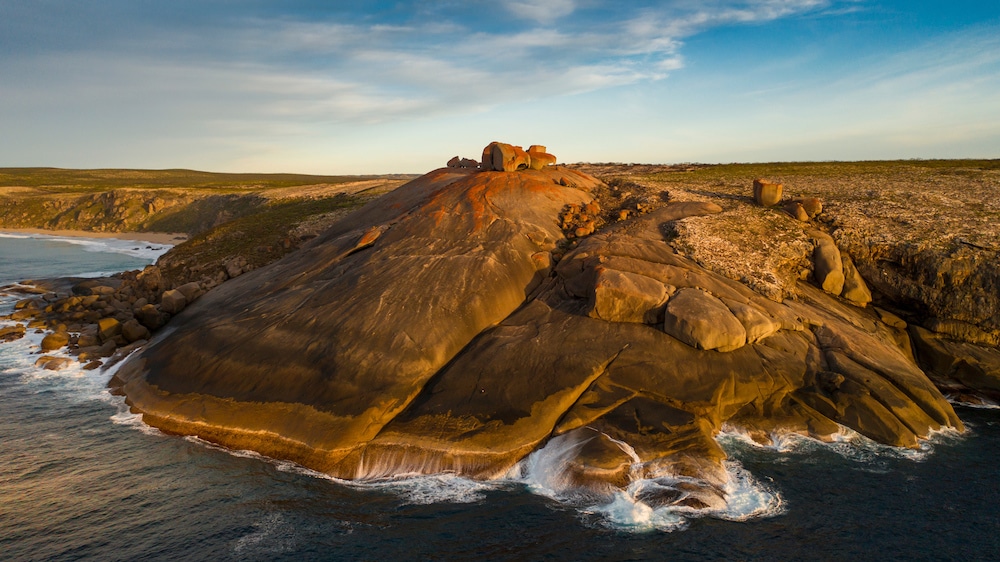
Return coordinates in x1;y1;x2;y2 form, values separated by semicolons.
0;167;375;193
0;167;411;236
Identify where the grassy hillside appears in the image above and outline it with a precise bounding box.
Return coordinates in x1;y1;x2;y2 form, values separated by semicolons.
0;167;413;235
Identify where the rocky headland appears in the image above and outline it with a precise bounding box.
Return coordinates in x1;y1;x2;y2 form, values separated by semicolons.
3;149;998;512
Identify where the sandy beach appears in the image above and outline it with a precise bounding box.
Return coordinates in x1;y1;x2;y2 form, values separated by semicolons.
0;228;187;245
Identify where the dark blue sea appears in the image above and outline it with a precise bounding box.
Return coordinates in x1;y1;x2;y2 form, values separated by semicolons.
2;234;999;561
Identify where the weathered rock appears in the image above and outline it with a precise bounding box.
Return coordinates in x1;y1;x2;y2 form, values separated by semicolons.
784;201;810;222
753;179;782;207
793;197;823;218
97;317;121;343
481;142;531;172
910;325;1000;399
808;229;845;295
122;319;151;343
175;282;204;303
459;158;479;169
77;332;100;348
0;324;26;343
841;254;872;306
723;299;781;343
527;145;557;170
135;304;167;330
587;268;668;324
446;156;461;168
40;331;70;351
663;288;747;352
159;289;187;315
35;356;73;371
110;162;963;505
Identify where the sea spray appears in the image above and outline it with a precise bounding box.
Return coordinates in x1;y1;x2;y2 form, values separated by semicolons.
517;429;784;532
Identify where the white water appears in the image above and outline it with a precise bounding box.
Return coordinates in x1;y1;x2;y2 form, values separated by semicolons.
0;231;172;262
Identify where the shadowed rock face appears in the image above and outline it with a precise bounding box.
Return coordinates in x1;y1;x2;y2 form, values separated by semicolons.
114;163;964;510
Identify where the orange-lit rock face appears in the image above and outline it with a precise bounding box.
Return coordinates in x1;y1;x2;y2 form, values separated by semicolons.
480;141;556;171
113;159;963;510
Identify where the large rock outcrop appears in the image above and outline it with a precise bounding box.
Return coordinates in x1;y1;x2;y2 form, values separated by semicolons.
111;150;966;511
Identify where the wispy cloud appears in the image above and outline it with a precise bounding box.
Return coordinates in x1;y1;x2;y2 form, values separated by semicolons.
0;0;840;125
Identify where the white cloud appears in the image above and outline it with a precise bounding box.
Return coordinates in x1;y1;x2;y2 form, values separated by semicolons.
503;0;578;23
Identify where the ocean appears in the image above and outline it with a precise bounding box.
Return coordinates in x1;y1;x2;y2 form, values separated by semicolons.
1;234;999;561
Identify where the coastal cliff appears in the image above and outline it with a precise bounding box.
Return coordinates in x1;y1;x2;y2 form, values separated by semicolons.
97;147;997;511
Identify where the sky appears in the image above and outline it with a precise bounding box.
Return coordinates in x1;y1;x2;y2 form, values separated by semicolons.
1;0;998;174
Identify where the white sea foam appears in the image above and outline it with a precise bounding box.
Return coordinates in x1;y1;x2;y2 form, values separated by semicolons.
353;473;505;505
232;512;296;556
717;423;965;470
515;430;784;532
0;232;172;261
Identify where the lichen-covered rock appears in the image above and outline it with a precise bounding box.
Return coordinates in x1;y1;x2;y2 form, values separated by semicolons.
663;288;747;352
753;179;782;206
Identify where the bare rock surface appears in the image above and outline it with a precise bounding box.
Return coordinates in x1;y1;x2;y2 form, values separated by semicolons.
106;154;966;511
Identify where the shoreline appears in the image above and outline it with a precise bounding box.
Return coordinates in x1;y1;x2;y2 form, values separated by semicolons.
0;228;187;245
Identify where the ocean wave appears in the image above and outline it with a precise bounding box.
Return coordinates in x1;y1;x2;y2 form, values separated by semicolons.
0;231;171;261
717;423;965;469
516;431;784;532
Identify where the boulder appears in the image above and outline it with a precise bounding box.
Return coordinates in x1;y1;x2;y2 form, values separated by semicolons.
225;257;248;279
527;145;557;170
793;197;823;218
784;201;810;221
753;179;782;207
841;254;872;306
0;324;26;343
481;141;531;172
160;289;187;315
723;299;781;343
587;268;668;324
122;319;151;343
663;288;747;352
77;332;100;348
808;230;845;295
136;304;167;330
97;317;121;343
40;331;70;351
459;158;479;169
35;356;73;371
175;282;204;303
446;156;461;168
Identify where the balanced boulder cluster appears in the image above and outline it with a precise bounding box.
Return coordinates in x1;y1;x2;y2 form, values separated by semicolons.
446;142;559;172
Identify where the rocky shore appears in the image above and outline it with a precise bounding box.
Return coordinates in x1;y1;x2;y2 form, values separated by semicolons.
2;149;997;511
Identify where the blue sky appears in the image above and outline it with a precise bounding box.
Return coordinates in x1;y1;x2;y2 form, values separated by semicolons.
1;1;998;174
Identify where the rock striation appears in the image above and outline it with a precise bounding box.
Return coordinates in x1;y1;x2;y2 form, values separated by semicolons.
106;144;969;511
